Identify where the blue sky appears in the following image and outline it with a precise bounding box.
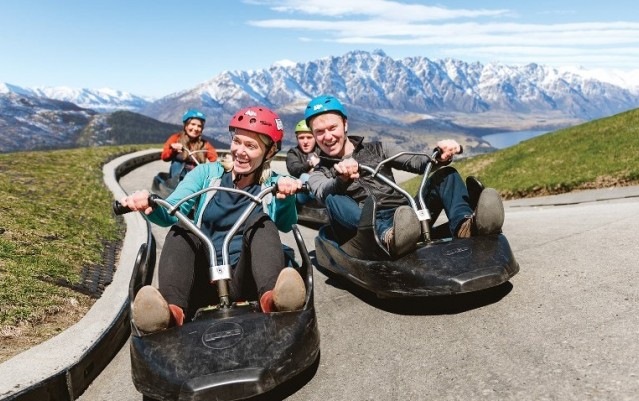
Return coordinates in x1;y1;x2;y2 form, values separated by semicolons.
2;0;639;97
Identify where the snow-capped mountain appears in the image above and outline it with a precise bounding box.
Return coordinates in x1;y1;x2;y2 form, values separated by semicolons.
5;50;639;125
141;49;639;130
0;83;34;97
3;49;639;153
0;83;150;112
32;86;150;112
561;66;639;94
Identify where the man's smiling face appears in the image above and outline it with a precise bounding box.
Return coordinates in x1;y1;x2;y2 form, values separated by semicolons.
309;112;348;158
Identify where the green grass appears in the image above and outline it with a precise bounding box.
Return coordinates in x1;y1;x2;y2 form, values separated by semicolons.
403;108;639;197
0;145;152;330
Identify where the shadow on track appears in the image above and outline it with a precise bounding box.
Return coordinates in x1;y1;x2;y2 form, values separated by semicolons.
245;353;321;401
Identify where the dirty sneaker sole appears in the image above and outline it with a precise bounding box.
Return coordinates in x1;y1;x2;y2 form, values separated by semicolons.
132;285;171;334
474;188;504;235
392;205;420;257
273;267;306;312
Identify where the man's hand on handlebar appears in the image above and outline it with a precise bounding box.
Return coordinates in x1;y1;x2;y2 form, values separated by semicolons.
334;157;360;182
435;139;462;162
119;190;154;215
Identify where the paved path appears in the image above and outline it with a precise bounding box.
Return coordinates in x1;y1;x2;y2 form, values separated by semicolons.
80;159;639;401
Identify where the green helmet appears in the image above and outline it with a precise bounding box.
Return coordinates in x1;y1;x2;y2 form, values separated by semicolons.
294;119;311;135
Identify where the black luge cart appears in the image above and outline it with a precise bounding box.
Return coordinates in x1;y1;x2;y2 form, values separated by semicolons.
314;150;519;299
115;185;320;401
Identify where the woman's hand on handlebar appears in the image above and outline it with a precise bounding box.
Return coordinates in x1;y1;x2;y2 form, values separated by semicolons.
119;190;154;215
435;139;462;162
334;157;360;182
275;177;303;199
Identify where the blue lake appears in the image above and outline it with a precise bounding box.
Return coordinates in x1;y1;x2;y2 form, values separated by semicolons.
481;130;547;149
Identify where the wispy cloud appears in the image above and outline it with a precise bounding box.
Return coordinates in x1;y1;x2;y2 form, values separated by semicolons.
247;0;639;70
265;0;509;20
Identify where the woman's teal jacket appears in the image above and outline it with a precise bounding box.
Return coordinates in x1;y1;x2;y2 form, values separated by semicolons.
146;162;297;233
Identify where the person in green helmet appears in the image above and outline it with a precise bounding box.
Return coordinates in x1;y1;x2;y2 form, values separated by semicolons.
286;119;320;178
286;119;320;204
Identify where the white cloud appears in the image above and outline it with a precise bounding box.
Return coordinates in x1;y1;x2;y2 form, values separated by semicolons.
247;0;639;71
264;0;509;21
273;59;297;68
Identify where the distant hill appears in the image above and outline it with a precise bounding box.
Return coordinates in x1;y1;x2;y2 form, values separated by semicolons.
0;94;227;153
0;92;96;153
76;111;228;149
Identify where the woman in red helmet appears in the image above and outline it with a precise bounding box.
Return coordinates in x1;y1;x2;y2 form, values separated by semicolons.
120;106;306;334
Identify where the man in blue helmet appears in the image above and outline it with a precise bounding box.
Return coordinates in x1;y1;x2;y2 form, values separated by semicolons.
304;95;504;258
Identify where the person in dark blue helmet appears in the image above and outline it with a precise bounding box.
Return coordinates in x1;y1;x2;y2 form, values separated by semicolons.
304;95;505;258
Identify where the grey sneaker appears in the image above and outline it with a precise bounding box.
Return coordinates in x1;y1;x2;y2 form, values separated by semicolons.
457;188;504;238
272;267;306;312
384;206;420;257
132;285;171;334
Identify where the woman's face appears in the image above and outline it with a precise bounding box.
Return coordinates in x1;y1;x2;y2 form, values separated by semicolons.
296;132;316;154
230;129;269;176
184;118;204;139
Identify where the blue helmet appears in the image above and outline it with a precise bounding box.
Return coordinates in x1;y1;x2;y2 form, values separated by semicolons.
304;95;347;126
182;109;206;123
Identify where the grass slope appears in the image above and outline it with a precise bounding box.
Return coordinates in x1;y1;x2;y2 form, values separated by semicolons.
403;108;639;197
0;145;149;362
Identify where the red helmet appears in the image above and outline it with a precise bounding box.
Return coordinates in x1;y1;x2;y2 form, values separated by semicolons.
229;106;284;150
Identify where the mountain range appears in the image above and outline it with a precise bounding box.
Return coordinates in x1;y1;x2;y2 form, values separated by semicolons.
2;49;639;154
